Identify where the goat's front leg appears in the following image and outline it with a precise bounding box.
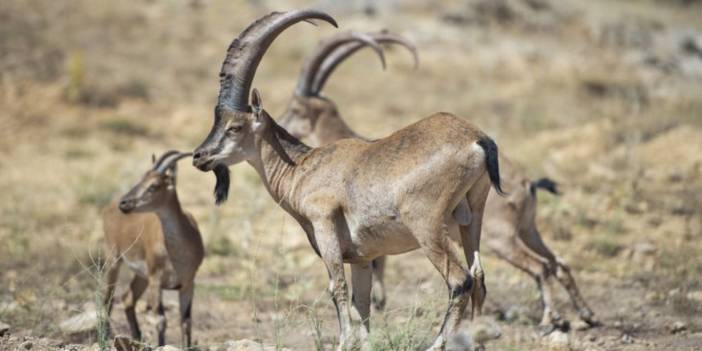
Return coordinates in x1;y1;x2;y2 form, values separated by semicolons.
351;263;372;350
313;217;353;351
178;283;195;348
146;271;166;346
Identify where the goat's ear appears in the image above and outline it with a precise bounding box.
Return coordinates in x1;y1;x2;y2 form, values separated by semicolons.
251;88;267;134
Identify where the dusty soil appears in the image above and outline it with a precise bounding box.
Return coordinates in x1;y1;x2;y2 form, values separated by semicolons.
1;0;701;350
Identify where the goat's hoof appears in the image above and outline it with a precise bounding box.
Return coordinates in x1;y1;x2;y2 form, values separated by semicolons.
371;297;386;312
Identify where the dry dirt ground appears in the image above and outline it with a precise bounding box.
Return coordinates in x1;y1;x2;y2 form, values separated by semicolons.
1;0;701;350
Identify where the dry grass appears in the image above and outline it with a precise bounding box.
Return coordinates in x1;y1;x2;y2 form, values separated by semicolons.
1;0;701;350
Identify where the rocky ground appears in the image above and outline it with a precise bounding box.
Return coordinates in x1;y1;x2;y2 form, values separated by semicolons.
1;0;701;350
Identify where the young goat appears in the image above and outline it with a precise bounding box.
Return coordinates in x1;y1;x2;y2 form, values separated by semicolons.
277;30;599;332
102;151;204;347
277;29;418;310
192;10;503;350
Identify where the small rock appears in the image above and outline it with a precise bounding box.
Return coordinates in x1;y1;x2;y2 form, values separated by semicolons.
546;330;570;350
20;341;33;350
671;321;687;334
60;309;100;335
686;290;702;303
587;334;597;342
0;321;10;336
156;346;181;351
621;333;633;344
470;317;502;344
114;335;141;351
446;331;475;351
572;319;592;331
217;339;289;351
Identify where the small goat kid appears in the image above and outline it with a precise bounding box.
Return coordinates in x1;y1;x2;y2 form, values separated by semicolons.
102;151;204;347
278;29;419;310
192;10;503;350
277;32;598;332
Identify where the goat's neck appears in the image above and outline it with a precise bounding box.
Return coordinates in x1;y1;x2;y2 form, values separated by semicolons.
313;100;359;146
154;192;203;270
249;123;311;211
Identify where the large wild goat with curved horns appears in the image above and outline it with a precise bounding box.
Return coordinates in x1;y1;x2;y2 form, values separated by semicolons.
277;29;419;309
277;33;598;332
192;10;503;350
102;151;204;348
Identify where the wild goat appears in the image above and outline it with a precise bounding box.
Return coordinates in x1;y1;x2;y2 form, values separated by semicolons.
102;151;204;347
192;10;503;350
277;33;598;332
277;29;418;310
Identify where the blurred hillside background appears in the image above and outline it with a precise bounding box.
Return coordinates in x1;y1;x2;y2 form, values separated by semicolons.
1;0;701;350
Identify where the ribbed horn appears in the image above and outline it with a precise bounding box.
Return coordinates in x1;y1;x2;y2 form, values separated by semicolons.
311;30;419;94
218;10;337;112
155;152;192;174
295;31;385;97
152;150;180;171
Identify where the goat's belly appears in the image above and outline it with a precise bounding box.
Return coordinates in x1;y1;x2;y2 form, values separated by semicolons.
124;258;148;278
348;222;419;259
161;261;182;289
122;258;182;289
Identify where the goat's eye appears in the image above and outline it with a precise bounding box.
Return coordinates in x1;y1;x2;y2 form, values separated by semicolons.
147;185;157;192
226;125;242;134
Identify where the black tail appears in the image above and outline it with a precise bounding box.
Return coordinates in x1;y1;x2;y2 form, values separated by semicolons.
530;177;559;196
476;137;505;196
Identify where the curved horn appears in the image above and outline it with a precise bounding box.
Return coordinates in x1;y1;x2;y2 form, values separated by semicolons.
155;152;192;174
218;10;337;111
311;30;419;94
152;150;180;170
295;31;386;97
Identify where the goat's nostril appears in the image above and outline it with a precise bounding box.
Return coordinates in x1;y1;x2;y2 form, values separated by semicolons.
193;151;202;159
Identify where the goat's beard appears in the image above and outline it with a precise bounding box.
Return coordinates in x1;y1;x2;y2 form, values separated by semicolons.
213;164;230;205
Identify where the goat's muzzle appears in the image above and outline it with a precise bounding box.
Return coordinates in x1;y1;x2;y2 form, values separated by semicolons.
192;149;215;171
118;199;136;214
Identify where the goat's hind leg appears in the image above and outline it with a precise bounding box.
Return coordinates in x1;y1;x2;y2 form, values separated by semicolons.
419;223;472;350
522;227;598;326
491;238;564;334
370;256;387;311
460;174;492;319
351;263;372;350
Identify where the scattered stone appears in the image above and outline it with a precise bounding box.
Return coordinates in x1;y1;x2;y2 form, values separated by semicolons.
114;335;141;351
446;331;475;351
686;290;702;303
471;316;502;344
20;340;33;350
214;339;290;351
587;334;597;342
671;321;688;334
60;309;100;335
0;321;10;336
546;330;570;350
156;346;181;351
572;319;592;331
621;333;633;344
